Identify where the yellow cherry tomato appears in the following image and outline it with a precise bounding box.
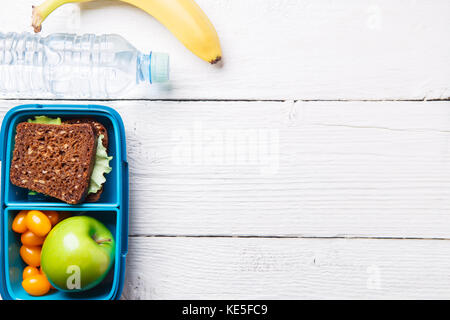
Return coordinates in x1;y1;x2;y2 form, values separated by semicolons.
25;210;51;237
21;230;45;246
20;245;41;267
12;210;28;233
23;266;40;280
22;274;50;296
43;211;59;226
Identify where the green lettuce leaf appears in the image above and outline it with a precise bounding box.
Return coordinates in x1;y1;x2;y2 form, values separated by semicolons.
27;116;62;125
88;134;112;194
27;116;112;195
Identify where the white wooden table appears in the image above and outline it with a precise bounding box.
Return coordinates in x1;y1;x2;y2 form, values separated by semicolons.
1;0;450;299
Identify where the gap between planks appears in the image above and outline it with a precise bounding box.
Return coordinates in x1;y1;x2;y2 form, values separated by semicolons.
0;98;449;102
128;234;450;241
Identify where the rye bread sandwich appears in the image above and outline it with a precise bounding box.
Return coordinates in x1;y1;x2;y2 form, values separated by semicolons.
10;116;112;204
64;118;109;202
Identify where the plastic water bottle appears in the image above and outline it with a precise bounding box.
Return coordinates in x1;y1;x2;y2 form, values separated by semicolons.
0;32;169;98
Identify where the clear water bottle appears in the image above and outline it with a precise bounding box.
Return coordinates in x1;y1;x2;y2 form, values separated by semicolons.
0;32;169;98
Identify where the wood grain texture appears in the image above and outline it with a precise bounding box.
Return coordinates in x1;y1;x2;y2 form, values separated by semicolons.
0;0;449;100
122;237;450;299
1;0;450;299
1;100;450;238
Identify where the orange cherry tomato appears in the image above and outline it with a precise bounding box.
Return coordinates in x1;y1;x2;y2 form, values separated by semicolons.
23;266;40;280
43;211;59;226
12;210;28;233
25;210;51;237
21;230;45;246
22;274;50;296
20;245;41;267
40;268;55;290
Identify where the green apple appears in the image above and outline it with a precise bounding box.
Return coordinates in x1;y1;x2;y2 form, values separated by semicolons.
41;216;115;292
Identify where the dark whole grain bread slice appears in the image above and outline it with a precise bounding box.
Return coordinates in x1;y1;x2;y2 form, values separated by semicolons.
10;122;97;204
84;185;103;202
63;118;108;202
64;118;108;148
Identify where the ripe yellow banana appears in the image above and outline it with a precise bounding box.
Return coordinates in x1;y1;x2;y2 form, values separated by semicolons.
32;0;222;64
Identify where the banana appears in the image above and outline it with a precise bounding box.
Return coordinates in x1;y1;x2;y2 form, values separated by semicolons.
32;0;222;64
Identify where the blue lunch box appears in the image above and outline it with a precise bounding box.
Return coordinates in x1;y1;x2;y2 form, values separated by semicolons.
0;104;129;300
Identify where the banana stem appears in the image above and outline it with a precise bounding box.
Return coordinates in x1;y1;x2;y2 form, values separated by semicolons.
32;0;89;32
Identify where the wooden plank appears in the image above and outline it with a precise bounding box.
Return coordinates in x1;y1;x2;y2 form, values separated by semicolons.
122;237;450;299
1;100;450;238
0;0;449;100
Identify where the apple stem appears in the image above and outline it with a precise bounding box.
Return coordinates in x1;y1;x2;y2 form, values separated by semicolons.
95;238;112;244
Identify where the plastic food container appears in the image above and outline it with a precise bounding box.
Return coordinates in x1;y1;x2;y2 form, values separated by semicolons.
0;104;129;300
